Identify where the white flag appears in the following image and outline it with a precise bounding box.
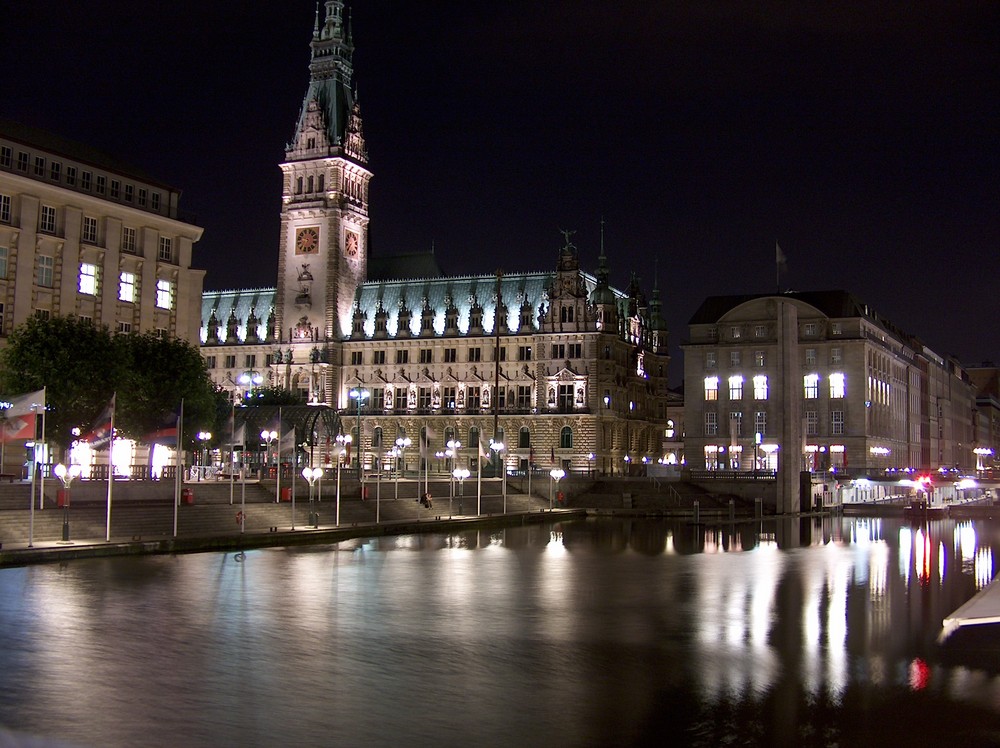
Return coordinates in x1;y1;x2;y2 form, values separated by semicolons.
3;389;45;417
278;428;296;455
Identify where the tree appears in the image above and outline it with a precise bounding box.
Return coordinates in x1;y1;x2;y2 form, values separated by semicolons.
242;386;306;407
0;316;216;448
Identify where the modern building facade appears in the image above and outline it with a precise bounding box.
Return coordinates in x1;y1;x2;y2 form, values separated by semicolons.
201;1;674;475
0;122;205;343
682;291;977;502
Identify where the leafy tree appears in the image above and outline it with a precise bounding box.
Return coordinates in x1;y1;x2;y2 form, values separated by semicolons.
0;316;216;448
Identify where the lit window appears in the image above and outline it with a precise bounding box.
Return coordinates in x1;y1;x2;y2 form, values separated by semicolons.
804;373;819;399
37;256;53;288
704;376;719;401
665;419;675;439
731;326;741;339
753;375;768;400
728;375;743;400
79;263;98;295
754;350;765;367
156;279;173;309
830;372;846;399
119;271;136;302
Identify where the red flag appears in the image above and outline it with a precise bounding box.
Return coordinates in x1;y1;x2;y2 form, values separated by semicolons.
0;413;34;443
81;395;115;447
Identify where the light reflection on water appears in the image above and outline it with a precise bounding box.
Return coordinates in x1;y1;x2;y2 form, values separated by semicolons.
2;516;1000;747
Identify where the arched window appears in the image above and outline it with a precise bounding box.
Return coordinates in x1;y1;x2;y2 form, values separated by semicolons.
373;426;383;448
317;175;325;192
494;428;505;447
518;427;531;449
307;175;314;193
560;426;573;449
469;427;480;449
295;177;303;194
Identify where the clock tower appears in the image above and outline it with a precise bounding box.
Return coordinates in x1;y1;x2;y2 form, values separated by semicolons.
275;0;371;368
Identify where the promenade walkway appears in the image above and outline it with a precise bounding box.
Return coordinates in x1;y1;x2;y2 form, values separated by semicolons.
0;476;566;567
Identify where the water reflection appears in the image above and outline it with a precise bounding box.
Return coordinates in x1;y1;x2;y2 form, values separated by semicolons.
1;516;999;748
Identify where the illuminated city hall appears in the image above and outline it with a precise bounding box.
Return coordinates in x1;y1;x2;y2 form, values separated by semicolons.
200;1;677;476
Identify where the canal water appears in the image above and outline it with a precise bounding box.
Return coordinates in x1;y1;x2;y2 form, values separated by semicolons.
2;516;1000;748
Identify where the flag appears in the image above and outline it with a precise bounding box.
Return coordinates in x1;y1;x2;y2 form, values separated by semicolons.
550;446;556;465
227;423;246;447
0;414;35;443
419;426;437;458
3;389;45;417
144;409;179;445
478;439;489;461
81;395;115;448
278;427;296;455
776;241;787;270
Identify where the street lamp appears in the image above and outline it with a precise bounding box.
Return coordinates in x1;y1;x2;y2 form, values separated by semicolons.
453;467;470;516
197;431;212;480
302;466;323;527
549;467;565;510
53;463;81;542
974;447;993;473
395;435;411;480
335;434;351;527
260;429;276;478
237;369;263;401
348;388;370;481
388;446;400;499
490;440;506;513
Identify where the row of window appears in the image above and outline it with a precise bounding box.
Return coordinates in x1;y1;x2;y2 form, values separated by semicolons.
704;410;845;436
15;251;173;308
0;146;163;210
0;194;176;261
705;347;842;368
708;321;843;341
363;425;573;452
704;373;847;401
345;343;583;366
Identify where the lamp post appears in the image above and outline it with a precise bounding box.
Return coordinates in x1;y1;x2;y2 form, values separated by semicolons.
302;466;323;527
349;388;369;481
549;467;565;511
335;433;351;526
453;467;470;516
197;431;212;480
388;447;400;499
260;429;276;479
237;369;263;402
395;435;411;488
491;441;506;513
54;463;81;542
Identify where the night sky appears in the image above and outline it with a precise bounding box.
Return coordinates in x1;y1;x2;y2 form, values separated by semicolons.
4;1;997;382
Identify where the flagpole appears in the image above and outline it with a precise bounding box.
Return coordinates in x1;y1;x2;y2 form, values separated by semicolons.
173;399;183;538
229;401;235;505
476;448;482;517
106;393;116;542
38;388;46;511
275;407;282;504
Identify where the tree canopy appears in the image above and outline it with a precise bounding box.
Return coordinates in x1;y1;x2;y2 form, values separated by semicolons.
0;316;216;448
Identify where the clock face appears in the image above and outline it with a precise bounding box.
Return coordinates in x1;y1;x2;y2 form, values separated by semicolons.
345;230;359;257
295;227;319;255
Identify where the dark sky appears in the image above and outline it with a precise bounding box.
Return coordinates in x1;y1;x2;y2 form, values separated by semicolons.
4;1;998;382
